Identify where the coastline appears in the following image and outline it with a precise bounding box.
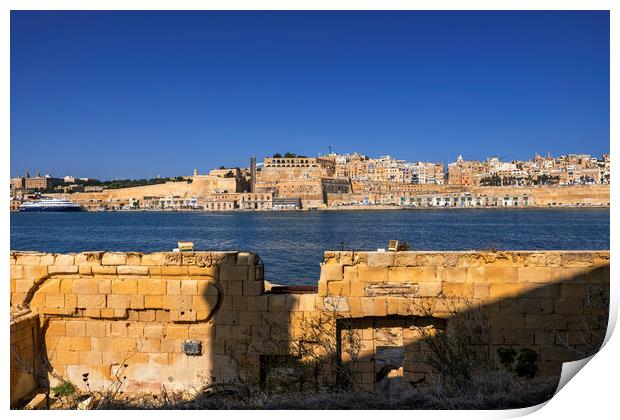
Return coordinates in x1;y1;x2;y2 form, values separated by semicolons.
10;204;610;213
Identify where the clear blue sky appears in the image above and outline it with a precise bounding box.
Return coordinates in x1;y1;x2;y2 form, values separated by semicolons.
11;11;609;180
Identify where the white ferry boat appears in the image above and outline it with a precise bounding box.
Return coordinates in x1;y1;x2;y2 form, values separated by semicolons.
19;197;82;212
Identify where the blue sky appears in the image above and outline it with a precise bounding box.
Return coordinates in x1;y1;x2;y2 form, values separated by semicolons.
11;11;609;180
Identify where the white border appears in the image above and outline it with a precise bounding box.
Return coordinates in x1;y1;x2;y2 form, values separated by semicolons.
2;2;616;419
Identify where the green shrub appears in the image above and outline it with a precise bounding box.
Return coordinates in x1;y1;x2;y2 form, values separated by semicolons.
52;381;76;397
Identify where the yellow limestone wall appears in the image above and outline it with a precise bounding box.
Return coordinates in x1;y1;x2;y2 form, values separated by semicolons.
9;249;609;402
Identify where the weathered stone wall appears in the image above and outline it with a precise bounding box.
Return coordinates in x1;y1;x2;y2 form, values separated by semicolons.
10;312;41;406
317;250;609;390
331;184;610;207
9;249;609;401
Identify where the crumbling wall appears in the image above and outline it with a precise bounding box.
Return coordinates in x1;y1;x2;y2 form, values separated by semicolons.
9;249;609;399
10;312;41;406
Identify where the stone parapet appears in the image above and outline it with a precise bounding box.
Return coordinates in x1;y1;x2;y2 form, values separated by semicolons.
9;249;609;401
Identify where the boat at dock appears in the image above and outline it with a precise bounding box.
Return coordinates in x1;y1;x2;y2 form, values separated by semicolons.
19;198;82;212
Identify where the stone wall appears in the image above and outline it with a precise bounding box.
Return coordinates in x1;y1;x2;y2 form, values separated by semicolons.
9;249;609;402
331;184;610;207
316;250;609;390
10;312;41;406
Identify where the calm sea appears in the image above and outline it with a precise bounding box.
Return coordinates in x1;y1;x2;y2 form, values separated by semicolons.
10;209;610;285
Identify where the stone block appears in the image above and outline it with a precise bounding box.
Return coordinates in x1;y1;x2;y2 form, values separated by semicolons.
130;295;145;309
517;267;554;283
466;267;486;283
534;329;556;345
343;266;358;283
77;295;106;309
38;278;61;294
92;266;117;275
358;266;389;283
373;298;388;316
102;253;127;266
71;278;99;295
327;280;349;296
78;351;103;365
165;324;188;339
55;350;79;365
141;252;167;266
136;278;166;295
144;295;163;309
113;337;137;352
107;295;130;309
74;252;104;266
139;310;156;322
439;267;468;283
227;281;243;296
489;283;527;299
197;280;219;296
517;298;553;314
561;253;594;267
45;322;66;337
117;265;149;276
14;279;34;293
162;295;192;310
55;254;75;266
268;295;286;312
366;252;394;267
239;311;262;326
65;320;86;336
324;296;350;312
554;298;584;314
220;265;248;281
78;266;92;275
320;264;343;282
64;294;78;308
442;283;474;298
111;279;138;295
161;266;189;276
166;280;181;295
247;295;269;312
484;267;518;283
69;336;91;351
297;294;316;312
85;322;108;337
525;314;567;330
127;322;145;337
243;280;264;296
474;284;490;299
418;281;442;297
181;280;198;295
237;252;257;266
189;266;218;279
40;254;55;265
23;265;49;281
191;295;214;310
16;254;42;266
10;265;22;280
143;324;165;338
388;267;416;283
560;284;587;299
126;253;142;265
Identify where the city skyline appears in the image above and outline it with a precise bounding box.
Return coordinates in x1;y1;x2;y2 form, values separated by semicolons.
11;149;610;181
11;11;610;179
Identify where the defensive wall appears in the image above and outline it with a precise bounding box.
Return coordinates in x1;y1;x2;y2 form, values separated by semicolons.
10;249;609;406
331;184;610;207
51;175;239;203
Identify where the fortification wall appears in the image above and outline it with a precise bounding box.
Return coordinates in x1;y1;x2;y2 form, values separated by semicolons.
9;249;609;402
329;184;609;207
53;176;239;202
10;313;41;406
471;185;609;206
